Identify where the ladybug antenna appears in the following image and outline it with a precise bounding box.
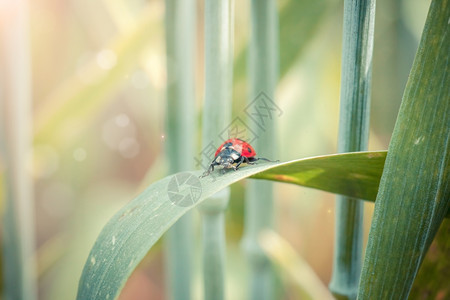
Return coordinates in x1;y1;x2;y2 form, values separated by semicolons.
253;157;279;163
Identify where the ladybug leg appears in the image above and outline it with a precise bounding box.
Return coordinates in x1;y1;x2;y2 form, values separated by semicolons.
200;161;219;178
244;157;256;165
234;156;245;170
250;157;280;163
200;166;212;178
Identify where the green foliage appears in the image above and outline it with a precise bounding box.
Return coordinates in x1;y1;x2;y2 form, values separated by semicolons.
77;151;386;299
2;0;445;298
358;0;450;298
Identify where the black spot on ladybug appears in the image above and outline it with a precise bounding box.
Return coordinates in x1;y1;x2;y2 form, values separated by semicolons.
247;147;252;153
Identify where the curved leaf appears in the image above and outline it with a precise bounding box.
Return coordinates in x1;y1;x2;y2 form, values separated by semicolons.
77;151;386;300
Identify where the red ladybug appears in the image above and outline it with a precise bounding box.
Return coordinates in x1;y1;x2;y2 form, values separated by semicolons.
201;138;276;177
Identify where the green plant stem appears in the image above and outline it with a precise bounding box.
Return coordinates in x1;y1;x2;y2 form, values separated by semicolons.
329;0;376;299
358;0;449;298
164;1;196;299
0;2;37;299
199;1;234;299
241;1;278;299
200;189;230;300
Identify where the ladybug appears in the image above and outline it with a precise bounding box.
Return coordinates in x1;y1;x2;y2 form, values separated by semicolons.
200;138;276;177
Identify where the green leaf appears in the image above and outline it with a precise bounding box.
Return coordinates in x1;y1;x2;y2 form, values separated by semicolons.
77;151;386;300
358;0;450;298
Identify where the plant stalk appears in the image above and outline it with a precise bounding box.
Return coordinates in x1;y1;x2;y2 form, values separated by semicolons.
241;0;279;299
329;0;376;299
0;1;37;299
164;0;196;299
199;0;234;299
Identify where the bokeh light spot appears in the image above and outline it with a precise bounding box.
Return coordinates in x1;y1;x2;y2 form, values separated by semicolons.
115;113;130;128
73;147;87;162
118;137;140;159
96;49;117;70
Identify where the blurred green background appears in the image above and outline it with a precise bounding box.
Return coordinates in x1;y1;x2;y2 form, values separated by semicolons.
0;0;430;299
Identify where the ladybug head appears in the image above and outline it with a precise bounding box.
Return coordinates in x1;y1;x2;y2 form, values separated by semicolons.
215;147;240;169
221;156;234;169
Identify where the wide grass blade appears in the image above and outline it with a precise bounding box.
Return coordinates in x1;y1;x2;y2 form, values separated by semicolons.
409;218;450;298
358;0;449;298
76;151;386;300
